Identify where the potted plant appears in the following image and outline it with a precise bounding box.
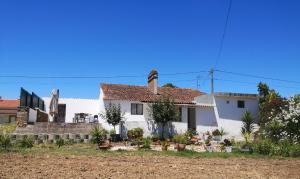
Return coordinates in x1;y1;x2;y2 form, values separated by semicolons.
212;129;221;141
90;126;109;150
223;139;232;153
173;134;188;151
205;137;213;152
219;127;227;141
100;103;124;142
161;140;170;151
204;131;211;140
109;129;120;142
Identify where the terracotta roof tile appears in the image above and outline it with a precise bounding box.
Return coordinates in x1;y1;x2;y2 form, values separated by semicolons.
0;99;19;114
100;83;204;104
0;100;19;108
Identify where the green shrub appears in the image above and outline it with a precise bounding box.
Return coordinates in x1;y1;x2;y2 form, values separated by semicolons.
90;126;108;145
254;140;274;155
0;133;12;150
289;145;300;157
185;129;198;139
142;137;151;149
56;138;65;148
173;134;188;145
19;136;34;148
127;128;143;141
276;140;291;157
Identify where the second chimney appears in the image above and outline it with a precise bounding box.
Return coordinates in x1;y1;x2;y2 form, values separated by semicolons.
148;69;158;94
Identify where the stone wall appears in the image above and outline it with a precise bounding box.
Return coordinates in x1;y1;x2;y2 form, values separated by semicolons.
14;122;102;134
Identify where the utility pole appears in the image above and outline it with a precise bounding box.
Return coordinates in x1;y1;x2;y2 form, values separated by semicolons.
210;68;214;94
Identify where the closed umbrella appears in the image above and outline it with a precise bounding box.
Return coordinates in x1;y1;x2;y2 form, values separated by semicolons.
49;89;59;122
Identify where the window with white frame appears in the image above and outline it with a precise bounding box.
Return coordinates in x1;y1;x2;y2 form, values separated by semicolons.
131;103;143;115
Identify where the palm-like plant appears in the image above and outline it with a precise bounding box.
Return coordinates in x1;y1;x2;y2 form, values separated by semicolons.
241;111;255;135
90;126;108;146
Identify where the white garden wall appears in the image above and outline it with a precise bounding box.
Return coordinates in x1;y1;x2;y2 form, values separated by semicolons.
43;98;100;123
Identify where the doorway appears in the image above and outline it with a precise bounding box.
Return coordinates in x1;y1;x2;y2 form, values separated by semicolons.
57;104;66;123
188;108;196;130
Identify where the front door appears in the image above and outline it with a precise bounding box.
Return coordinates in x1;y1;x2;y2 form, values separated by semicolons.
57;104;66;123
188;108;196;130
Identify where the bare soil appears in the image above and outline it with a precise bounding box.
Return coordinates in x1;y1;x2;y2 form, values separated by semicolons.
1;154;300;179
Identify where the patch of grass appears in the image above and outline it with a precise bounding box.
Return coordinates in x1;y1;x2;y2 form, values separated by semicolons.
0;144;298;160
0;124;17;133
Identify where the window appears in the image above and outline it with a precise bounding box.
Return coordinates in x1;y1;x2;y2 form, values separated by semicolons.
176;107;182;122
237;100;245;108
131;103;143;115
226;100;230;104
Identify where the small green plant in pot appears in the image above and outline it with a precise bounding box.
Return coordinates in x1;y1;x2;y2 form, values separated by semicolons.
212;129;222;141
90;126;109;150
223;139;232;153
173;134;188;151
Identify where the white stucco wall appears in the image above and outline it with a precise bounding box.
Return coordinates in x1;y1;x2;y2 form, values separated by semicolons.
43;97;100;123
214;96;259;139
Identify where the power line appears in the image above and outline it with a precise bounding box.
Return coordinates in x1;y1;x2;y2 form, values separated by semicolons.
215;78;300;89
215;69;300;84
214;0;233;68
0;71;209;79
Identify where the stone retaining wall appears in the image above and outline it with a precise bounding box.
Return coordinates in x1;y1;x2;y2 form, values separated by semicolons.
14;122;102;134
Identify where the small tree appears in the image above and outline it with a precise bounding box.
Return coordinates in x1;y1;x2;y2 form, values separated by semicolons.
148;96;179;140
241;111;255;135
162;83;177;88
101;103;124;132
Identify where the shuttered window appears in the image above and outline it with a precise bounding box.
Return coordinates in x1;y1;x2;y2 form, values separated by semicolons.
131;103;143;115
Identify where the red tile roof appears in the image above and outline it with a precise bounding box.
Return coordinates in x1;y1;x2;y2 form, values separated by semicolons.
0;100;19;114
100;83;204;104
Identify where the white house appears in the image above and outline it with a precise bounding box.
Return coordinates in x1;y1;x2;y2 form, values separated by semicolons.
42;70;259;139
99;70;259;139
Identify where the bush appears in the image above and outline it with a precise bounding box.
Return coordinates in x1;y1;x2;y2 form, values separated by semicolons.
185;129;198;139
127;128;143;141
254;140;274;155
0;133;12;150
276;140;291;157
173;134;188;145
19;136;34;148
90;126;108;145
142;137;151;149
56;138;65;148
289;145;300;157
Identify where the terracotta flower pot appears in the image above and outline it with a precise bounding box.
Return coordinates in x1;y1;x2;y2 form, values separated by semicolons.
176;143;186;151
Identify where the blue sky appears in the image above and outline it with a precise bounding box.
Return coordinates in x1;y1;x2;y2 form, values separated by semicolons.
0;0;299;99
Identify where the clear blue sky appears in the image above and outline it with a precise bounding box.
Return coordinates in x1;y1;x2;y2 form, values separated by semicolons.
1;0;299;99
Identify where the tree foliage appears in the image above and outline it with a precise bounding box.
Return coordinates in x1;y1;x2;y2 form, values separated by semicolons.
162;83;177;88
100;103;124;131
148;96;179;139
270;95;300;143
258;82;286;126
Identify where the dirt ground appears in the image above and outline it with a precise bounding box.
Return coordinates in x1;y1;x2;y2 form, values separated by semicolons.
1;154;300;179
